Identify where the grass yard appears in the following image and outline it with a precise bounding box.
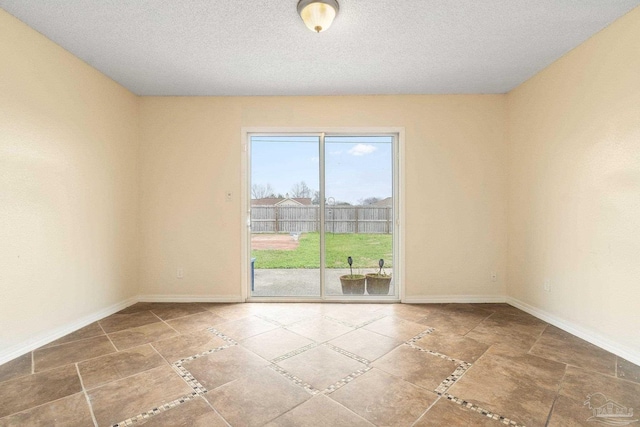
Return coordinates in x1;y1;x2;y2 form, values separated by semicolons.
252;232;392;269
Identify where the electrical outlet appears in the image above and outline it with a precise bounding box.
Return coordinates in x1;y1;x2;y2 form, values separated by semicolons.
177;268;184;279
543;279;551;292
490;271;497;282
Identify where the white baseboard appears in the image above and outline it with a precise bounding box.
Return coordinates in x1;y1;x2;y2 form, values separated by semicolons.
138;294;243;303
0;294;244;366
0;296;139;366
506;297;640;366
402;295;507;304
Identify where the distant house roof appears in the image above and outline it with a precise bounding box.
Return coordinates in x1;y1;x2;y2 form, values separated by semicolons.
371;197;393;207
251;197;312;206
251;198;282;206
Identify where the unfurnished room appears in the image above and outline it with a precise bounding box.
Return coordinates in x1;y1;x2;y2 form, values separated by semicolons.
0;1;639;426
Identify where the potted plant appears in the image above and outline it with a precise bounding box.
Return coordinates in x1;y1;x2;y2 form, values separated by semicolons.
340;256;365;294
366;259;392;295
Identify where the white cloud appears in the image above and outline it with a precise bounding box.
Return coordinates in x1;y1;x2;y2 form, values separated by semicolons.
348;144;377;156
310;156;319;163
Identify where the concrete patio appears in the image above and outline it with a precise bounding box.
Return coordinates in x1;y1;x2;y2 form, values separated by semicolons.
251;268;395;297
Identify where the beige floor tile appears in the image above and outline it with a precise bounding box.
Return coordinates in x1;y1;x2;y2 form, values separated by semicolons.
545;395;590;427
324;304;384;315
0;364;81;419
88;364;192;426
380;304;435;323
417;305;494;336
270;303;327;317
277;345;366;391
547;365;640;426
288;303;324;311
6;302;634;426
529;325;616;376
444;304;495;316
183;345;269;390
240;302;288;314
0;353;31;384
214;316;279;341
108;321;179;350
78;344;166;389
265;394;374;427
363;316;428;341
372;345;459;391
413;331;489;362
323;305;387;326
202;303;255;321
150;303;208;321
99;310;161;333
256;308;319;326
617;357;640;384
414;397;504;426
0;393;94;427
151;330;228;363
328;328;401;361
416;304;490;333
285;303;326;315
42;322;105;349
241;328;314;360
116;302;162;315
34;335;116;372
475;303;531;317
420;307;491;335
286;317;354;343
165;311;227;334
447;346;566;427
206;366;310;427
330;368;438;426
0;392;93;427
134;396;227;427
466;311;548;352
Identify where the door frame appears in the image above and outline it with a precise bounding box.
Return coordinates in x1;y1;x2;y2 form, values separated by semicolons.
241;127;405;302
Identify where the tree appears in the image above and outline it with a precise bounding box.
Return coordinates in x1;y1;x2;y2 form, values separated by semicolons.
251;183;275;199
290;181;312;198
359;197;381;206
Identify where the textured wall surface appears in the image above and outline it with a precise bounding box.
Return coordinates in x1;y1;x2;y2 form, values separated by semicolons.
0;10;139;354
507;7;640;358
138;95;508;300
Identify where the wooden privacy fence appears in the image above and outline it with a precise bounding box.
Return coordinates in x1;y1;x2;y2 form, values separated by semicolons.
251;206;393;234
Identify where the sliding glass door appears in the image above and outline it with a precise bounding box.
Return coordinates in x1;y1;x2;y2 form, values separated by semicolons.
249;135;321;297
248;132;397;300
323;136;394;297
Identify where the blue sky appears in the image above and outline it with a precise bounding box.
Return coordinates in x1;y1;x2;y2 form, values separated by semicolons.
251;135;393;205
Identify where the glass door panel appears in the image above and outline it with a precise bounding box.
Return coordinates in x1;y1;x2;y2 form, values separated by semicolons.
249;135;321;297
324;136;395;297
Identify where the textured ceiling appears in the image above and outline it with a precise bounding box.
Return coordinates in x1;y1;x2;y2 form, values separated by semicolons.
1;1;638;96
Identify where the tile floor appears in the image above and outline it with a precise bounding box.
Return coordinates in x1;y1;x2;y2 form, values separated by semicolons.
0;302;638;426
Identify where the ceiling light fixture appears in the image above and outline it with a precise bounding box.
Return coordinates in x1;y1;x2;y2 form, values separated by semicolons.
297;0;339;33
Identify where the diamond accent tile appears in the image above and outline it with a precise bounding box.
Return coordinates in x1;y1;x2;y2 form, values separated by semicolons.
1;302;620;427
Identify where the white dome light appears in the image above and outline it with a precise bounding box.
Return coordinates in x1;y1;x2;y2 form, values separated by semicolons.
297;0;339;33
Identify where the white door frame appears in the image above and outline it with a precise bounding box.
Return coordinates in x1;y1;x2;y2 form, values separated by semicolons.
240;127;405;302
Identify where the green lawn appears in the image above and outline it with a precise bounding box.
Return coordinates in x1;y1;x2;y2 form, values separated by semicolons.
252;232;392;269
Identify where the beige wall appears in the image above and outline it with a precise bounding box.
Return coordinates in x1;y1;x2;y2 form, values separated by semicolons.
0;10;139;356
139;95;508;300
507;7;640;357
